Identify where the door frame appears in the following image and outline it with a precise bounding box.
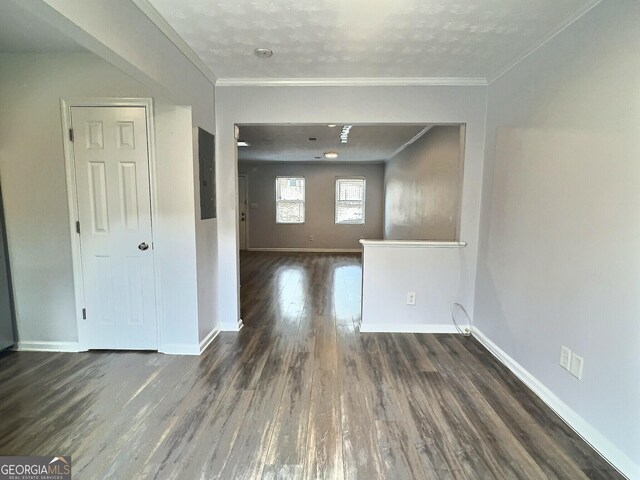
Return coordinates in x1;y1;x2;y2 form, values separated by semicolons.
238;174;248;250
60;98;162;352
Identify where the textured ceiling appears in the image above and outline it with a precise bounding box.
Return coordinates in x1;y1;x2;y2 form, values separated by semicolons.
237;124;431;162
0;2;85;53
147;0;594;79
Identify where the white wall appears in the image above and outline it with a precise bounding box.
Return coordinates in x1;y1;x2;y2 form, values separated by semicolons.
361;243;468;332
216;85;487;330
474;1;640;476
0;53;202;352
153;105;200;351
17;0;219;343
238;161;384;250
384;125;463;241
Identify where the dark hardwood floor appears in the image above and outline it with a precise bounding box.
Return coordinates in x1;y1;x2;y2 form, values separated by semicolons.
0;251;622;479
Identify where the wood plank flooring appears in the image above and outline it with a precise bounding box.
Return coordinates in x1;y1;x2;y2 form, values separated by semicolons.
0;251;623;479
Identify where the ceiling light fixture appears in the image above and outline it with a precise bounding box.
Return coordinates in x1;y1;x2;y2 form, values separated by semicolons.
327;124;337;128
237;141;250;147
254;48;273;58
324;152;338;159
340;125;352;144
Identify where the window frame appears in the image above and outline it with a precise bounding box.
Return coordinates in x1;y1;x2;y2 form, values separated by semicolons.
275;176;306;224
334;176;366;225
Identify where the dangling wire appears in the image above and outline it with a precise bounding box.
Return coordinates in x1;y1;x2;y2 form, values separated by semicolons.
451;303;472;337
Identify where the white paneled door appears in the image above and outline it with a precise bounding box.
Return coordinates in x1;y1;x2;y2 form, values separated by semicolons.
71;106;157;350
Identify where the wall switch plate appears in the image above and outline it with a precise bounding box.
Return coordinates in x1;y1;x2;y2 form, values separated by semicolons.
309;235;314;241
570;353;584;379
560;346;572;370
406;292;416;305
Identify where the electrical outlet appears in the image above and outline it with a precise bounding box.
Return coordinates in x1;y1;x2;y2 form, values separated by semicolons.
570;353;584;380
560;346;572;370
406;292;416;305
309;235;314;241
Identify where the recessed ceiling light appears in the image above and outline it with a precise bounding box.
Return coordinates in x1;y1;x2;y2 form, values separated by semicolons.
327;124;337;128
237;141;250;147
254;48;273;58
324;152;338;159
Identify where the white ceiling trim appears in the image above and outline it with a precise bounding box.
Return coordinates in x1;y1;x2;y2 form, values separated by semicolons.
488;0;601;84
131;0;217;84
216;77;488;87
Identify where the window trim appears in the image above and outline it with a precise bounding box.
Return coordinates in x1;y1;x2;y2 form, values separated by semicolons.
275;176;305;224
335;176;366;225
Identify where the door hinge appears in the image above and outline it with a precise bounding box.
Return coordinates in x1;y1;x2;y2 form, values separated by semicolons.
69;128;74;142
75;221;80;234
82;308;86;320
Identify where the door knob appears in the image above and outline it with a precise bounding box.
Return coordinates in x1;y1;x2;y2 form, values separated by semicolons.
138;242;149;251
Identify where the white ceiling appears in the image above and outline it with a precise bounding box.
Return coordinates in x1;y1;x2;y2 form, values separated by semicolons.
147;0;596;80
0;2;85;53
237;124;431;162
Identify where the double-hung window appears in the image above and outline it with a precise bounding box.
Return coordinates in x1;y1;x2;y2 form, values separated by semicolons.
335;177;366;224
276;177;305;223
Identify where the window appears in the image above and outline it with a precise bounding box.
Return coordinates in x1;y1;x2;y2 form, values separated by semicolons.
335;177;366;224
276;177;305;223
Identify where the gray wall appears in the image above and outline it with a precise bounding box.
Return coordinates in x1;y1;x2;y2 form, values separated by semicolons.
0;53;149;343
0;53;205;351
474;1;640;472
384;126;463;240
238;161;384;250
23;0;220;344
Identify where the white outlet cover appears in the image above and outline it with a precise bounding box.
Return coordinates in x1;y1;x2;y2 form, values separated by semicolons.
406;292;416;306
570;353;584;380
560;346;572;370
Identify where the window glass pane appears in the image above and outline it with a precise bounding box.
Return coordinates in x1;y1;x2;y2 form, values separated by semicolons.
335;178;365;224
277;177;304;201
276;177;305;223
276;202;304;223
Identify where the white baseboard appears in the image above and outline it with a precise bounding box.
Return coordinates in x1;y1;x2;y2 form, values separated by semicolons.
15;341;80;352
246;247;361;253
473;328;638;480
220;318;243;332
199;328;220;354
359;323;458;334
158;343;201;356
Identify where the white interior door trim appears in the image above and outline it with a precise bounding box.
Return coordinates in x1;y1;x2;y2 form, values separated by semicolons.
61;98;163;351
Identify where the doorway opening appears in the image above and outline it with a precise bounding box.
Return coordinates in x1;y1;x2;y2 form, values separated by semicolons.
235;123;466;329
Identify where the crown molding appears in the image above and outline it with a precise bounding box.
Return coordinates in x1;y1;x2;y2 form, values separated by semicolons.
488;0;601;84
130;0;217;85
215;77;487;87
